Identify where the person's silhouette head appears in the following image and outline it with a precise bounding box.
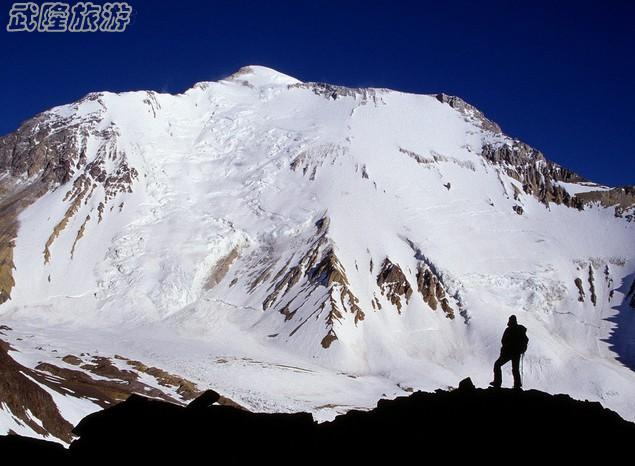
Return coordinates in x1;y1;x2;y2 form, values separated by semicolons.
508;315;517;326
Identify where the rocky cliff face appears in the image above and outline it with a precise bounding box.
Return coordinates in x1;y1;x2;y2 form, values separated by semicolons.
481;141;584;208
435;93;502;133
0;184;44;303
0;94;141;303
0;324;242;443
376;259;413;313
0;109;88;303
0;334;74;442
0;113;80;184
576;186;635;221
416;263;456;319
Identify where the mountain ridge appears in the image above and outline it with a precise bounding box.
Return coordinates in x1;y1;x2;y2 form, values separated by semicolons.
2;378;633;461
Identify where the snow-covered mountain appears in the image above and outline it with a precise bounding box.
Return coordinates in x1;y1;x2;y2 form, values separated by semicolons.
1;65;634;443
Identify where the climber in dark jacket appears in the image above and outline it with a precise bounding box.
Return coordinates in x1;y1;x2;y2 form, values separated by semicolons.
490;315;528;389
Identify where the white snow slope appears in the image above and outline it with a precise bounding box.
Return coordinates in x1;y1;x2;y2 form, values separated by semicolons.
1;66;634;441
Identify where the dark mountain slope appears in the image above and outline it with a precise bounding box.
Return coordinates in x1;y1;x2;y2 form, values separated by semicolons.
1;378;632;462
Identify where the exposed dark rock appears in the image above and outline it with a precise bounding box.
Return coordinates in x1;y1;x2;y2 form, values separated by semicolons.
117;356;200;401
406;240;467;322
0;338;231;442
417;266;439;310
315;216;330;234
43;174;93;264
398;146;475;171
320;330;338;349
575;277;585;302
0;110;139;301
309;248;349;288
482;142;584;209
262;219;332;311
0;435;68;461
628;278;635;309
324;379;634;462
371;296;381;310
279;303;297;321
204;246;240;290
34;361;177;408
0;339;74;443
588;265;597;307
439;297;455;319
309;249;365;329
260;218;364;347
458;376;476;391
0;184;47;303
605;265;614;302
61;354;82;366
416;264;455;319
6;377;634;462
377;259;413;313
289;82;385;105
70;214;90;259
262;257;305;311
289;144;346;180
185;389;220;410
575;186;635;221
0;113;83;184
79;356;138;381
84;153;138;202
512;205;524;215
435;93;502;133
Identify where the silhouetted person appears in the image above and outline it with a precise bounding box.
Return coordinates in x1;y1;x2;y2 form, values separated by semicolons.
490;315;528;389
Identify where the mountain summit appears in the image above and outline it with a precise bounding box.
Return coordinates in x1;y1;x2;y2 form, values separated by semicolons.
0;66;634;443
222;65;302;86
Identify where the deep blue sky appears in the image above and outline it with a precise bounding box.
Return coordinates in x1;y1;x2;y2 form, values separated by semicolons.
1;0;633;186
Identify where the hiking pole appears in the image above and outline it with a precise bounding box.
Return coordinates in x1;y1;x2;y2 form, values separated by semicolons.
521;353;524;385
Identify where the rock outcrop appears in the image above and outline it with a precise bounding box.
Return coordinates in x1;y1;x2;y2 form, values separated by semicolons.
0;184;45;303
588;265;597;307
0;112;84;184
290;82;385;105
575;186;635;221
398;146;476;171
482;141;584;208
376;259;413;313
435;93;502;133
416;264;455;319
0;111;89;302
253;217;364;348
575;277;586;302
204;247;240;290
0;328;218;443
0;104;139;301
0;337;74;443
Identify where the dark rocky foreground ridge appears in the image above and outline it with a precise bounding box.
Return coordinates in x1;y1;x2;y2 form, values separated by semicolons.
1;378;633;463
